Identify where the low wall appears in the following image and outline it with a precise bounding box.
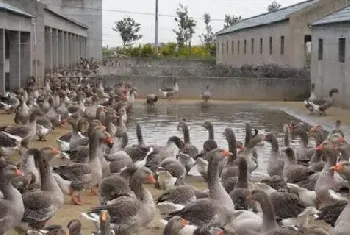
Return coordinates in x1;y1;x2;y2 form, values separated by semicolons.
104;75;311;101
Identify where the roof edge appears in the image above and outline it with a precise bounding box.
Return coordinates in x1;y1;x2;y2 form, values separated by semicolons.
44;7;88;29
0;3;34;18
216;0;316;36
312;5;350;26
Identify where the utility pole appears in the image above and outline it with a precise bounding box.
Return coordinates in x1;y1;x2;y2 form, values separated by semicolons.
155;0;159;56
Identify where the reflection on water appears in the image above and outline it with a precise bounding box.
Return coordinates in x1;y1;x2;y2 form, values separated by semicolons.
126;102;315;176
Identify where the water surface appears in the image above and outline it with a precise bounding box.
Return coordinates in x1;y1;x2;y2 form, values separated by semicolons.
125;102;315;176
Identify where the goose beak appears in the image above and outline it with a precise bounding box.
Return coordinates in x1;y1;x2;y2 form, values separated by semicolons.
101;210;108;221
217;231;223;235
146;174;156;183
15;169;24;177
181;219;189;226
331;163;344;172
52;148;61;155
338;136;345;143
316;144;323;151
105;136;113;144
221;149;233;157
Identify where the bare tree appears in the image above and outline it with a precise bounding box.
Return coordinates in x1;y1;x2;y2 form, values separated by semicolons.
223;14;242;29
267;1;281;13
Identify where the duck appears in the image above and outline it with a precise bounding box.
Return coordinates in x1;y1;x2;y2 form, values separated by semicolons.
83;167;156;235
18;147;64;231
146;94;158;108
304;87;338;115
160;80;179;100
201;85;212;103
0;157;25;234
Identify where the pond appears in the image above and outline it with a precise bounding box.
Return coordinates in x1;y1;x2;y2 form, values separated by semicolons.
124;102;315;176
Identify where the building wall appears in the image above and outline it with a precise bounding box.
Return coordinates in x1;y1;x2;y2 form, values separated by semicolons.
217;0;350;68
311;23;350;108
216;21;292;67
41;0;103;60
104;75;310;101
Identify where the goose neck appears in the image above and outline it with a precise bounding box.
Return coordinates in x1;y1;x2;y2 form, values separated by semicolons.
270;136;279;153
37;154;57;192
0;178;21;201
182;124;191;144
208;125;214;141
130;174;146;201
245;125;252;146
284;129;290;147
236;158;248;188
255;193;276;232
226;132;237;164
89;135;102;161
207;157;221;191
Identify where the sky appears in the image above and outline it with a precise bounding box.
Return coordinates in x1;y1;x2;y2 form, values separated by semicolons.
102;0;302;47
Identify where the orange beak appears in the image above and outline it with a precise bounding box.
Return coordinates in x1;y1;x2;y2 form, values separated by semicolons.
316;144;323;151
15;169;24;176
105;136;113;144
339;136;345;143
221;149;233;157
181;219;189;226
331;163;344;172
146;174;156;183
101;210;108;221
52;147;61;155
217;231;223;235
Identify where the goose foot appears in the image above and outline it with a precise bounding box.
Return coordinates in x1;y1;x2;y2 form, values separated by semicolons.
88;187;98;196
71;194;81;205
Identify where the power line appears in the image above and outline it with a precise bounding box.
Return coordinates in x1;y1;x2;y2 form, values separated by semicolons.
43;3;226;22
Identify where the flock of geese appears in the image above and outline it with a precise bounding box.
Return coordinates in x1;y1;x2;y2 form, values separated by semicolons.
0;64;349;235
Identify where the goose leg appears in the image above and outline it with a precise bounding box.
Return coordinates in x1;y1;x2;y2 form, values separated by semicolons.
88;187;99;196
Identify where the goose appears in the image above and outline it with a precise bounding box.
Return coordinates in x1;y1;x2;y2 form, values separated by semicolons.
163;216;189;235
56;117;87;153
168;149;243;228
146;94;158;108
229;157;257;212
178;121;199;158
291;128;314;165
36;219;82;235
202;121;218;153
36;115;53;141
82;167;156;235
0;92;19;113
160;80;179;100
331;162;350;235
328;120;344;139
238;190;302;235
283;147;314;184
0;157;25;234
237;135;264;174
14;97;30;125
53;127;113;204
264;133;284;178
221;128;240;183
17;147;64;231
201;85;212;103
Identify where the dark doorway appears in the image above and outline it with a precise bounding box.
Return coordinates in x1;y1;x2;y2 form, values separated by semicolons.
305;35;312;68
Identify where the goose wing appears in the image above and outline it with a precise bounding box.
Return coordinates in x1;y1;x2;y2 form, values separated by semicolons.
3;126;30;138
0;132;18;147
22;191;56;223
53;163;91;182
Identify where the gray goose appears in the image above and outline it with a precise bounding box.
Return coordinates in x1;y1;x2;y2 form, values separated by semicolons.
18;147;63;231
0;157;25;234
201;85;212;103
14;97;30;125
332;162;350;235
83;167;156;235
53;126;112;205
264;133;284;178
202;121;218;153
178;121;199;158
229;157;257;212
163;216;189;235
167;149;234;227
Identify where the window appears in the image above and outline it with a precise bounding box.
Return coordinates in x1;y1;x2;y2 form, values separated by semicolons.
217;42;219;54
318;38;323;60
238;41;240;54
226;41;229;54
269;37;273;55
232;41;234;54
251;38;254;54
244;39;247;54
339;38;346;63
222;42;224;54
260;38;263;54
280;36;285;55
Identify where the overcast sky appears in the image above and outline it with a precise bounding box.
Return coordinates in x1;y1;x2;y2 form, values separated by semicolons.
102;0;302;47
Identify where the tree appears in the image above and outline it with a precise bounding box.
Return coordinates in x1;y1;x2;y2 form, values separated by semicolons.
267;1;281;13
200;13;215;47
223;14;242;29
112;17;142;47
173;4;196;48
